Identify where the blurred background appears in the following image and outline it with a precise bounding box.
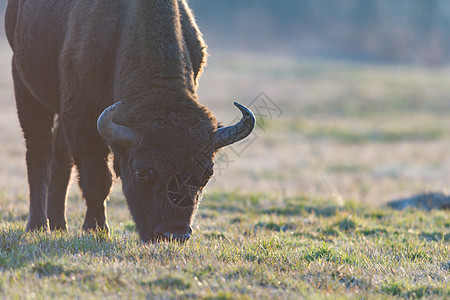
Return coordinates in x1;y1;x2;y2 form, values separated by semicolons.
0;1;448;219
189;0;450;65
188;0;450;204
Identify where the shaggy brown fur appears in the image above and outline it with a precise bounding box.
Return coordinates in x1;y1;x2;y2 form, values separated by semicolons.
5;0;216;242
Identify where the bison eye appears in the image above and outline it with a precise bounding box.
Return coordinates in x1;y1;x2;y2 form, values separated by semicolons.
135;169;157;182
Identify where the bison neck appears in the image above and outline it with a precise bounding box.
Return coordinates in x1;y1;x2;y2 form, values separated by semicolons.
115;0;196;100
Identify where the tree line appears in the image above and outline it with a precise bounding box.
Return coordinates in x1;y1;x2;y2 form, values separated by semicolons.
0;0;448;64
190;0;450;64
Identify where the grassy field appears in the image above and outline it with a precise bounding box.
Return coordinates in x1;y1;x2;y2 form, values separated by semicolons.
0;42;449;299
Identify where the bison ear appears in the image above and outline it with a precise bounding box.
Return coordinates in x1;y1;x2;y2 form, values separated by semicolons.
213;102;255;149
97;102;140;147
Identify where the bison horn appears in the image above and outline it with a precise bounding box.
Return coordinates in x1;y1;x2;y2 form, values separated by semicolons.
97;102;140;147
214;102;256;149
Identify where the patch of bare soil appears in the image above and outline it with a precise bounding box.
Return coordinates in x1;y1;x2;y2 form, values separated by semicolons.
387;192;450;211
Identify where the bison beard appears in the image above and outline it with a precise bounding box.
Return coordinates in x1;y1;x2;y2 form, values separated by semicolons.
5;0;255;242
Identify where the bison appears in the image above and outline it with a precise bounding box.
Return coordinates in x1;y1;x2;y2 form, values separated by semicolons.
5;0;255;242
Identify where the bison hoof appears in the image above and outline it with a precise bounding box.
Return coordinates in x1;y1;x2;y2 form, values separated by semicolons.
49;223;68;231
82;220;109;234
26;218;49;232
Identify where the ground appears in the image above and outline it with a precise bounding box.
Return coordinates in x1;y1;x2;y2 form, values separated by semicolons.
0;42;449;299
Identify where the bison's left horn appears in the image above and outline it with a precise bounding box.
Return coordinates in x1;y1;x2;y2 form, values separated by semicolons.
214;102;255;149
97;102;140;147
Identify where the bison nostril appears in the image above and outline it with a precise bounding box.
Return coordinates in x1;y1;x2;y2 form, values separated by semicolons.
162;232;191;243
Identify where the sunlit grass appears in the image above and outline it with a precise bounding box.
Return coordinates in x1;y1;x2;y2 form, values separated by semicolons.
0;191;448;298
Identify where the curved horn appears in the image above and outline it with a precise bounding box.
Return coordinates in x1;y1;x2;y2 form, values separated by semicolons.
97;102;140;147
214;102;256;149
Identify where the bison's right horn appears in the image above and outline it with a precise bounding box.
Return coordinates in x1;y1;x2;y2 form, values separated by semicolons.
97;102;140;147
213;102;255;149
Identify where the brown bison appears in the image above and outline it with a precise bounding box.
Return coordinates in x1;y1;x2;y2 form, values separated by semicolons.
5;0;255;242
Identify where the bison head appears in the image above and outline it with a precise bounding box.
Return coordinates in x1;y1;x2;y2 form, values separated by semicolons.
97;99;254;242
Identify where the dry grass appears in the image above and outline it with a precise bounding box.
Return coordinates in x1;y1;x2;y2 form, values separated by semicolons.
199;51;450;205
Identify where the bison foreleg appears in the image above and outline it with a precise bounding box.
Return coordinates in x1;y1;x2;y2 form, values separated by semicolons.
13;64;53;232
63;122;112;233
76;152;112;233
47;122;73;231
